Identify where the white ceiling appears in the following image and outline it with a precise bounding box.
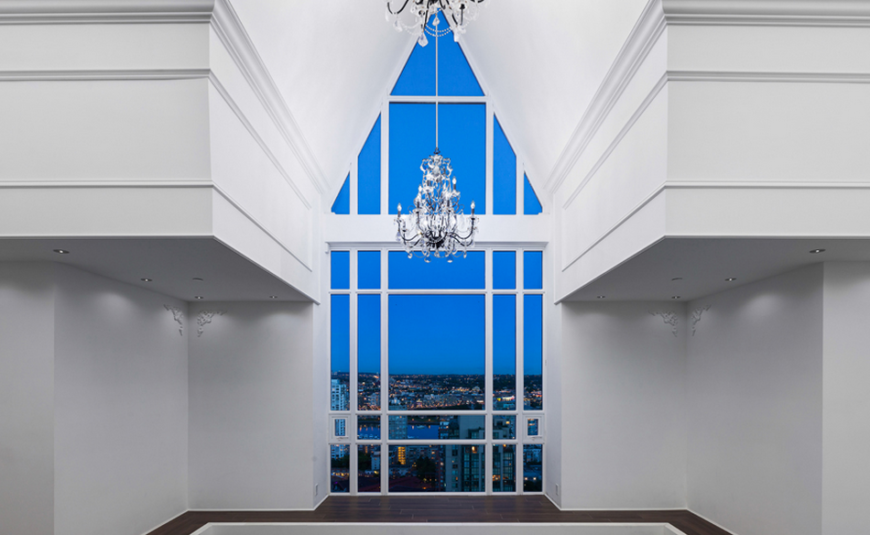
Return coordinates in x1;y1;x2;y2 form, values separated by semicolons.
229;0;416;200
0;238;309;302
461;0;648;199
229;0;648;202
566;238;870;302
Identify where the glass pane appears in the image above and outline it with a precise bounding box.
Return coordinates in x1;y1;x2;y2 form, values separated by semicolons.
493;116;517;215
388;415;485;440
330;294;349;411
389;251;485;290
331;445;350;493
446;444;485;492
389;445;446;492
389;103;486;215
493;251;516;290
523;445;543;492
527;418;540;437
358;116;381;215
524;174;543;215
358;445;381;493
331;251;349;290
388;445;485;493
334;418;347;438
523;251;542;290
523;294;543;411
331;174;350;214
358;415;381;440
391;12;483;97
358;295;381;410
358;251;381;290
493;295;516;410
493;416;516;440
389;295;485;411
492;444;516;493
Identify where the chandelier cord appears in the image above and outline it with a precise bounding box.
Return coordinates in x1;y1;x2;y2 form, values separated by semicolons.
435;17;439;151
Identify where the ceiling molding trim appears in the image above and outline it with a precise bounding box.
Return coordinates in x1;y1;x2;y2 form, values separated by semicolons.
207;73;312;210
662;0;870;27
0;68;210;81
0;0;215;24
210;0;327;197
544;0;667;197
545;0;870;197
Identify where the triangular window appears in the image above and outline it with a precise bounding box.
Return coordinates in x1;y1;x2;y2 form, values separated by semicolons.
524;174;542;215
391;12;483;97
331;174;350;214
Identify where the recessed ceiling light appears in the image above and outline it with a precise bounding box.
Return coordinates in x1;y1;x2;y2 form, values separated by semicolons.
725;277;737;282
809;249;826;254
194;296;204;300
53;249;69;254
192;277;204;281
141;278;153;282
596;296;606;299
671;296;681;300
269;296;279;300
671;277;683;281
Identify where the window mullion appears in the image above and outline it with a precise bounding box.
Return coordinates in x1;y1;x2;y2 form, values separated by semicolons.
380;248;389;494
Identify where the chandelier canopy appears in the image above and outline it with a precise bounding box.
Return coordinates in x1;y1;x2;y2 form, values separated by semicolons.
386;0;487;45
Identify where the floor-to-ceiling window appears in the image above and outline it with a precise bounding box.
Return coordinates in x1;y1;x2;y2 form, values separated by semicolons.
328;11;545;495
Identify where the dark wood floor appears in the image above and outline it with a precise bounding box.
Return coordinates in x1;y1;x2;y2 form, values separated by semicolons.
147;496;730;535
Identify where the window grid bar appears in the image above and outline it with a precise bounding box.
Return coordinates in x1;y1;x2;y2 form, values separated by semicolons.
329;246;543;496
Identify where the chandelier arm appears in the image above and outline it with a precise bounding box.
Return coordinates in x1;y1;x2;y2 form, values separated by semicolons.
385;0;412;16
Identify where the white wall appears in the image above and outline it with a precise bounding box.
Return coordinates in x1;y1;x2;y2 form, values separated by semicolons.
821;262;870;535
189;301;316;509
686;265;823;535
559;301;687;510
0;263;56;535
52;265;189;535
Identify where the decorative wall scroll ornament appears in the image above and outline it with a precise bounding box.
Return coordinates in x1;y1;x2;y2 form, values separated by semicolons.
386;0;487;45
691;305;711;336
650;311;679;337
395;13;478;262
196;310;225;337
164;305;185;336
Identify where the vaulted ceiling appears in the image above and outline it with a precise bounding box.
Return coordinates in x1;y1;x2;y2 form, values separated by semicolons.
230;0;648;203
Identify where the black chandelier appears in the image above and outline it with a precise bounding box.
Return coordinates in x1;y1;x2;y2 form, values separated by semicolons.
386;0;487;45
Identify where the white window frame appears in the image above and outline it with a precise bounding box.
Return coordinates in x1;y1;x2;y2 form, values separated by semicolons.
328;246;545;496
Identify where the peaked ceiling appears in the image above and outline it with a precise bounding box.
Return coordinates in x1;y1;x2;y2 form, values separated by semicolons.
231;0;648;202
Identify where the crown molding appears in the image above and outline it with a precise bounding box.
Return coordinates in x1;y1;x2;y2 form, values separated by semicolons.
662;0;870;27
544;0;870;197
210;0;328;196
0;0;330;198
0;0;215;24
543;0;667;197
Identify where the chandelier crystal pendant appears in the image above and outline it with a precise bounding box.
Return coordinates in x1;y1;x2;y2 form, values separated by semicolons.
386;0;487;45
395;15;478;262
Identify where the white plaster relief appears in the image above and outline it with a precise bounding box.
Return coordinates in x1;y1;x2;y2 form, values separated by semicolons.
196;310;226;337
164;305;184;336
691;305;711;336
651;311;679;337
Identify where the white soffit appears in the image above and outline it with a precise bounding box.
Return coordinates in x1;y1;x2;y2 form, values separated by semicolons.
229;0;416;197
459;0;648;196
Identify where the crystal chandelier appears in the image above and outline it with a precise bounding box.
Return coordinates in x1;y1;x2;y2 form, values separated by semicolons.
395;15;478;262
386;0;487;45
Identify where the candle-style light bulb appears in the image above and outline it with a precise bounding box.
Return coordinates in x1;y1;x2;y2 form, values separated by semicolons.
397;203;402;214
471;201;475;214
